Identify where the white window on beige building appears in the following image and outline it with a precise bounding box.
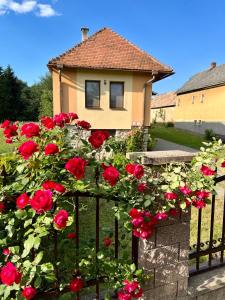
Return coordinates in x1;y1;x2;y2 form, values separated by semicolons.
201;94;205;103
192;95;195;104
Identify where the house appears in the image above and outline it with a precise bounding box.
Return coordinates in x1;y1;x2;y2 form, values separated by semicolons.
150;91;176;123
175;62;225;134
48;27;173;135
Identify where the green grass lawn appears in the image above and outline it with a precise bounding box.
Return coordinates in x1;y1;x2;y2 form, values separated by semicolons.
150;124;206;150
0;130;16;154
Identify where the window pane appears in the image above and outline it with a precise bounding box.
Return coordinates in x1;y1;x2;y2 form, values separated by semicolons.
110;83;124;108
85;81;100;107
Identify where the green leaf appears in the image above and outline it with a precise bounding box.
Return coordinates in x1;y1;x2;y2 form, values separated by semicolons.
144;199;151;208
22;235;35;258
130;263;136;273
33;251;43;265
15;209;27;220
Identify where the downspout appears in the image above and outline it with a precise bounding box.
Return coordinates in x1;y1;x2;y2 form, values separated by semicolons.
142;72;157;127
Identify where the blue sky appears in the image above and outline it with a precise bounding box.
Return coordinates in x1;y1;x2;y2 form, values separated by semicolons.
0;0;225;93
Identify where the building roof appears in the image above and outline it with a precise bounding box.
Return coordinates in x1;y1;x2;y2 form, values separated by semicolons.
151;91;176;109
48;28;173;81
177;64;225;94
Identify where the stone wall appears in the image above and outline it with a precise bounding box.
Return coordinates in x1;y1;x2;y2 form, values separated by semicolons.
139;210;190;300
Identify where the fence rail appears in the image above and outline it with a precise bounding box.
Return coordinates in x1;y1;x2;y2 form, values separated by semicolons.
189;174;225;276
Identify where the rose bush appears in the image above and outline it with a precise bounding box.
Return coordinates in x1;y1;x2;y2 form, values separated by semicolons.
0;113;225;299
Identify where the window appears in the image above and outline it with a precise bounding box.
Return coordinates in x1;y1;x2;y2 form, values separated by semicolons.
85;81;100;108
110;82;124;109
192;96;195;104
177;98;180;106
201;94;205;103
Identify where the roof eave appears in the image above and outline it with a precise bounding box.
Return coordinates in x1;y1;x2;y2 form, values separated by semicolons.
177;81;225;95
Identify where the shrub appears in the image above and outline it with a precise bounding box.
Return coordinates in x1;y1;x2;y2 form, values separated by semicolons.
126;128;144;152
165;122;174;128
204;129;216;141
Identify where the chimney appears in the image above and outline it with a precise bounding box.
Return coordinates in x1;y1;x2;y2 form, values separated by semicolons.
210;62;217;70
81;27;89;41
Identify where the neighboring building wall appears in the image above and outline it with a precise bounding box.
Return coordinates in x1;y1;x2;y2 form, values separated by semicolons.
175;85;225;134
52;69;152;130
151;106;175;123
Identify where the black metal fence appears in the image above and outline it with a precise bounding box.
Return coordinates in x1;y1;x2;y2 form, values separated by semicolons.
189;174;225;276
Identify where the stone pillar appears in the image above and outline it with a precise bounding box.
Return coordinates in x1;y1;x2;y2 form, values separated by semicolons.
139;209;190;300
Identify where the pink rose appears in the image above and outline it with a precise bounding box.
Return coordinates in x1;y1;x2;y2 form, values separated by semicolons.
164;192;177;200
22;286;37;299
0;262;21;286
200;165;216;176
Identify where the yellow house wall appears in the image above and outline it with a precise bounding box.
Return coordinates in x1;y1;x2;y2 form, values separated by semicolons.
175;85;225;121
52;68;152;129
151;106;176;123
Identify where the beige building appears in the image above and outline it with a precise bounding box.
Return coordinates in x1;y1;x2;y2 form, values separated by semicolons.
151;92;176;123
48;27;173;133
175;62;225;135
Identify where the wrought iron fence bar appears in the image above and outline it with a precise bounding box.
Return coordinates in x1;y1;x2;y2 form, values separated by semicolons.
96;197;100;299
221;191;225;263
189;261;225;277
214;174;225;184
75;196;80;300
189;243;225;259
196;208;202;271
132;235;139;267
209;194;216;266
115;202;119;259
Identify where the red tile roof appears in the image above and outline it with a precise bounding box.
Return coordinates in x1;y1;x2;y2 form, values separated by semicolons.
151;92;176;108
48;28;173;78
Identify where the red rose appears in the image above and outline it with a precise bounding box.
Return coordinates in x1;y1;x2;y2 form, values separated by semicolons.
21;123;40;138
42;180;56;190
18;140;38;160
16;193;30;209
164;192;177;200
123;280;143;299
88;130;110;148
169;208;178;217
68;112;78;120
1;120;11;128
179;185;192;196
155;211;168;221
137;183;147;193
0;202;5;213
30;190;53;214
2;248;10;256
54;183;66;193
129;208;142;219
67;232;76;239
200;165;216;176
41;116;55;130
132;217;144;227
118;290;131;300
65;157;86;180
192;199;206;209
185;199;191;208
102;166;119;186
69;277;84;292
195;190;210;199
53;113;70;127
53;210;69;229
44;143;59;155
22;286;37;299
125;164;144;179
3;124;18;140
6;139;12;144
221;160;225;168
103;237;112;247
77;120;91;130
133;165;144;179
125;163;135;175
42;180;66;193
0;262;21;286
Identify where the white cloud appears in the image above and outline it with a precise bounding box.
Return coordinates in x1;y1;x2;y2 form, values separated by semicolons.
37;3;58;17
0;0;60;17
8;0;36;13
